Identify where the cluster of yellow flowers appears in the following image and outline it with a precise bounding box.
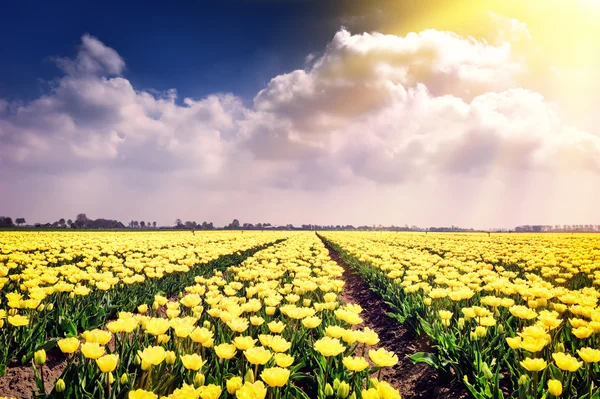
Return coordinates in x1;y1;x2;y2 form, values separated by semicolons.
322;232;600;397
0;231;283;329
27;232;402;399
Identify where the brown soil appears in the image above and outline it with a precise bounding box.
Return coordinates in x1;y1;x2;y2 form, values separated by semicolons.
323;238;469;399
0;349;66;399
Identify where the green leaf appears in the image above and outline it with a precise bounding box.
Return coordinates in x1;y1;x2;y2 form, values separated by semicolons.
408;352;440;369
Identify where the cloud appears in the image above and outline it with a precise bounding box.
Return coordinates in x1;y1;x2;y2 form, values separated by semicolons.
1;24;599;226
54;34;126;76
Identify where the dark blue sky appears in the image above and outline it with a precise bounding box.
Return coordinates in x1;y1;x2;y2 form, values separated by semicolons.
1;0;377;104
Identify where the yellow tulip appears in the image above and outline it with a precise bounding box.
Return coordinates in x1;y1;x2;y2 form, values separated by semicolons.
552;352;582;372
235;381;267;399
302;316;321;329
7;315;28;327
260;367;290;387
548;379;563;396
578;347;600;363
181;354;206;371
343;356;369;372
369;348;398;367
58;337;80;354
520;357;547;372
128;389;158;399
314;337;346;357
215;343;237;360
267;321;285;334
244;346;272;365
274;353;294;368
139;346;166;366
96;354;119;373
233;336;257;351
226;376;243;394
81;342;105;359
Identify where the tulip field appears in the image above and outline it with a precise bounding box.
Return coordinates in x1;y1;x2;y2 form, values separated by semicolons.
1;231;600;399
320;232;600;399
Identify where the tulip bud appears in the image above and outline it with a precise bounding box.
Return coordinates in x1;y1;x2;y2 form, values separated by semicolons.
324;383;334;397
556;343;565;353
141;360;152;371
152;301;159;310
69;292;75;299
244;367;255;383
55;378;66;392
333;379;340;391
34;349;47;365
470;331;478;341
193;373;205;388
518;374;529;386
336;381;350;398
424;298;432;306
475;326;487;338
108;372;115;384
203;320;211;329
368;378;379;389
133;355;141;365
37;304;45;312
120;373;129;385
348;393;356;399
46;303;54;311
497;324;504;334
547;379;562;396
457;318;465;330
165;351;176;365
481;362;493;380
137;304;148;314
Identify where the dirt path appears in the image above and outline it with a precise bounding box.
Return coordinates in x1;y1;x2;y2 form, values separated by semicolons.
0;350;66;399
322;238;468;399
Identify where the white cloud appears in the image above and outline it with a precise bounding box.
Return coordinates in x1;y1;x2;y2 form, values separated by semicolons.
1;23;600;227
54;34;126;76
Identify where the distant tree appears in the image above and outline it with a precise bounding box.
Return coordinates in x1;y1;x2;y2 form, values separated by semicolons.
58;218;66;228
227;219;240;229
152;221;157;228
140;221;146;228
15;218;26;226
0;217;15;228
175;219;183;228
74;213;88;229
185;221;196;229
67;219;73;228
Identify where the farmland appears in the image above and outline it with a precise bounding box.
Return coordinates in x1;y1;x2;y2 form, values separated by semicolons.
1;231;600;398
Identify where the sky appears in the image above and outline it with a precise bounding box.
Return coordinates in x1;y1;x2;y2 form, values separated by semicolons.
2;0;600;228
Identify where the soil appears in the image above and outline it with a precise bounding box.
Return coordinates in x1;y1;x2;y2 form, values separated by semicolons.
0;349;66;399
322;238;469;399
